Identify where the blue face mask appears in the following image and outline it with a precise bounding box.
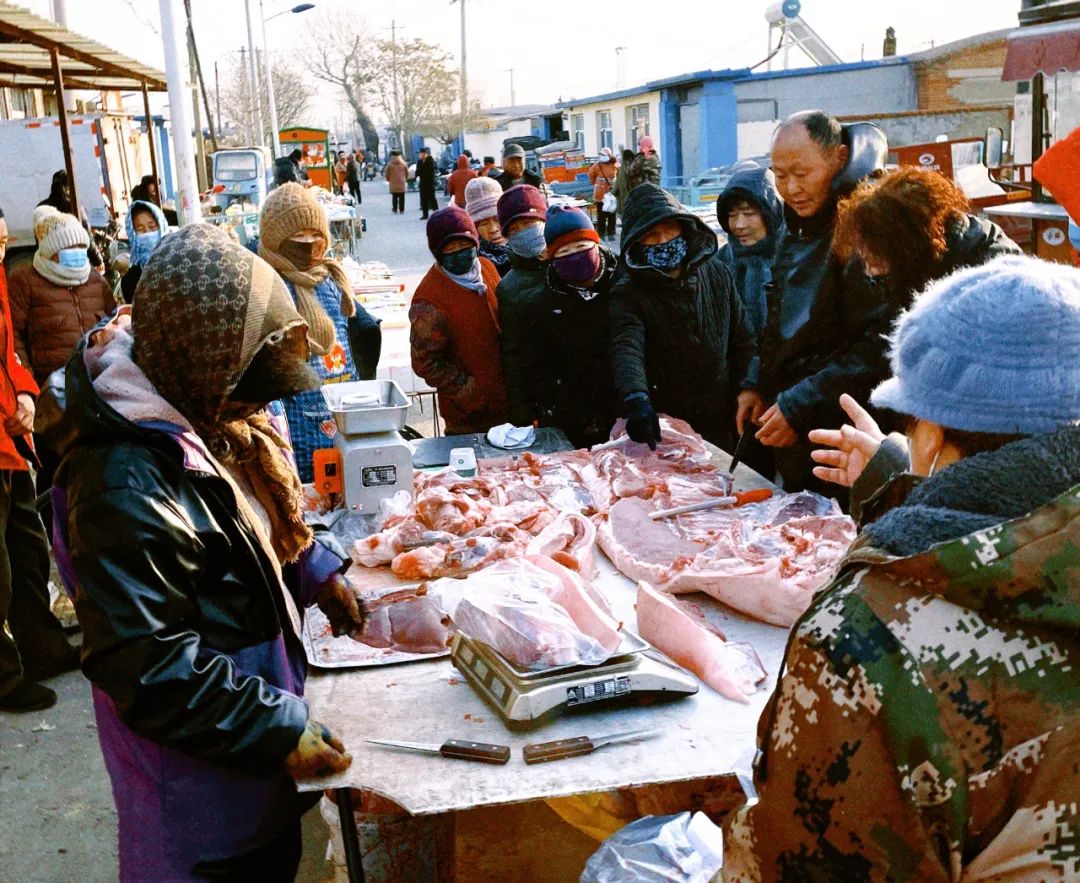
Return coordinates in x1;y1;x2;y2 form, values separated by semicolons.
640;235;687;271
135;230;162;252
506;223;546;259
57;248;89;270
439;246;478;276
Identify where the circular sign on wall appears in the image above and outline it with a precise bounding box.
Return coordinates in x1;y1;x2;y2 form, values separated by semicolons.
919;153;937;165
1043;226;1066;247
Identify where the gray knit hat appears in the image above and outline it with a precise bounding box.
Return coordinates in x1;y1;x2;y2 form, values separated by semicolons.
38;212;88;258
871;255;1080;434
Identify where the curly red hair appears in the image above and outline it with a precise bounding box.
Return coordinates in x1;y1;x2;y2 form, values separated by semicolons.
834;167;971;277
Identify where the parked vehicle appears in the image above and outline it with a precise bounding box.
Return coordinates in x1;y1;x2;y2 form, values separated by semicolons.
210;148;271;212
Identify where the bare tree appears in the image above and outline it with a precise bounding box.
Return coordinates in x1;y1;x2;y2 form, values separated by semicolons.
373;37;458;160
419;88;492;149
303;8;380;155
220;57;312;147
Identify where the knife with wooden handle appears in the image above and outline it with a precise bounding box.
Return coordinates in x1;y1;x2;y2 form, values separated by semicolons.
523;729;660;764
366;738;511;764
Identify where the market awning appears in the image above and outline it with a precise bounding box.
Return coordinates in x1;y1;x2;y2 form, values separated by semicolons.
1002;18;1080;81
0;0;167;92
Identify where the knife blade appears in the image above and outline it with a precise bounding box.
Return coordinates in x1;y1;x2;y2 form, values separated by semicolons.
523;729;660;765
366;738;511;765
728;423;755;476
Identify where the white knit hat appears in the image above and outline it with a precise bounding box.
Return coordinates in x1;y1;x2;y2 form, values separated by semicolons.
32;205;61;242
464;176;502;223
38;213;88;258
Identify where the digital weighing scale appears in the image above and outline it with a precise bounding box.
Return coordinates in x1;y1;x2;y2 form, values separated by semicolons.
450;631;699;730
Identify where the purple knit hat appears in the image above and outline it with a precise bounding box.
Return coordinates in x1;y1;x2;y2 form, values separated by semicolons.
426;205;479;256
497;184;547;230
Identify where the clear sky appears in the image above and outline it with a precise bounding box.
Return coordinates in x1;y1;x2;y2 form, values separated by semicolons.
24;0;1023;125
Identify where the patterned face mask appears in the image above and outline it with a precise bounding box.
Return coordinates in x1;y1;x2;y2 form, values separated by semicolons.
439;246;478;276
640;235;687;270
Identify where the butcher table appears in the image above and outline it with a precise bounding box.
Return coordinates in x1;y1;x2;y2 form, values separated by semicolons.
298;445;787;883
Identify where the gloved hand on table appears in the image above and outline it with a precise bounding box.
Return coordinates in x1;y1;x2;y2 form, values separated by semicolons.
285;718;353;780
315;572;366;638
624;393;661;451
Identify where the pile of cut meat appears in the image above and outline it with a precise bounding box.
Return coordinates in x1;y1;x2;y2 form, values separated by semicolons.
351;452;598;580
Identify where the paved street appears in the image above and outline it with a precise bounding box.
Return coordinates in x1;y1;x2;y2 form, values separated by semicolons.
0;185;443;883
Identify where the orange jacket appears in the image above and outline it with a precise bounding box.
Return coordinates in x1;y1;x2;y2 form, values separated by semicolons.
0;268;39;472
589;160;618;203
447;155;478;208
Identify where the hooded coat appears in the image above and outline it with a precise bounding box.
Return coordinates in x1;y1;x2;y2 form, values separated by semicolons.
513;246;619;447
46;227;349;880
384;155;409;194
496;251;550;425
610;183;756;449
447;155;477;208
717;165;785;343
724;426;1080;881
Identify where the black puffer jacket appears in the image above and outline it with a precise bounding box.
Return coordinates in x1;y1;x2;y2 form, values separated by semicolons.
516;246;619;448
610;183;756;449
759;123;889;438
496;252;549;425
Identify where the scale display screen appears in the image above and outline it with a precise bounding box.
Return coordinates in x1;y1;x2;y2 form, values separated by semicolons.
566;677;632;707
362;465;398;487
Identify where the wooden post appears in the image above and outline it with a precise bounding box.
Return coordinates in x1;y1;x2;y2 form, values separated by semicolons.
142;82;162;207
1031;73;1045;202
49;47;79;220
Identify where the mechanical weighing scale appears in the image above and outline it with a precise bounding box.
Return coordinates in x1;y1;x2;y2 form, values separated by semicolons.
450;630;699;730
317;380;414;512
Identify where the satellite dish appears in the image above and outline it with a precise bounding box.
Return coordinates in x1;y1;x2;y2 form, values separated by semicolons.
782;0;801;18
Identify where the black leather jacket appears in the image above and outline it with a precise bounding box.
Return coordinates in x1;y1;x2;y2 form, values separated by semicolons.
49;333;347;776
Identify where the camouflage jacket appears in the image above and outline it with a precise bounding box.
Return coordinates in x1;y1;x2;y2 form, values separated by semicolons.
724;427;1080;881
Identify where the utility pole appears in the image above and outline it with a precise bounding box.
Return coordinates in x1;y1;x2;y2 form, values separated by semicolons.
260;0;279;157
188;35;208;190
158;0;202;224
243;0;264;148
505;68;515;107
214;60;221;133
239;45;252;143
50;0;70;111
388;19;404;154
451;0;467;149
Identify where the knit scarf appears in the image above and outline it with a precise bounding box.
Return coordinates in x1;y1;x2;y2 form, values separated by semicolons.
438;258;487;294
258;246;356;356
33;251;89;287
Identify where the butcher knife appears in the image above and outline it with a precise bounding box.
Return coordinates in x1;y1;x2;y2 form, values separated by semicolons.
648;487;774;520
522;729;660;765
728;423;755;476
365;738;511;765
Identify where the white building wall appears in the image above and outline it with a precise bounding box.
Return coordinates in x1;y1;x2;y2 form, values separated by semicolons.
737;121;776;160
560;92;662;157
464;118;534;161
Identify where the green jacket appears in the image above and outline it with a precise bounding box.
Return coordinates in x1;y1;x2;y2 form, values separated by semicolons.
495;252;548;426
725;426;1080;881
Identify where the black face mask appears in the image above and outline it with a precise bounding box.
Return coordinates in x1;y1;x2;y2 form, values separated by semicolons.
229;337;319;411
280;239;322;271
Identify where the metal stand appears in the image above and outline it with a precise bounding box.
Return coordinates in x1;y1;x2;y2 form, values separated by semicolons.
335;787;367;883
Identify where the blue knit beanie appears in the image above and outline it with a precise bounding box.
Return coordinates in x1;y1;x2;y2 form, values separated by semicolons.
871;255;1080;434
545;204;600;253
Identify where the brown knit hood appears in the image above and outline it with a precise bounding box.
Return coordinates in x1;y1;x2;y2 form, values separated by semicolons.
258;182;355;355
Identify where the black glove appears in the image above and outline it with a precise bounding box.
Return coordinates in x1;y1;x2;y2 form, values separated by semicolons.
624;394;661;451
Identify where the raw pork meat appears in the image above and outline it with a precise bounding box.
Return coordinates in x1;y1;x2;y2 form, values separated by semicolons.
526;511;599;578
636;581;765;703
415;486;491;534
599;492;855;627
428;557;621;670
390;525;531;579
352;521;456;567
355;586;454;654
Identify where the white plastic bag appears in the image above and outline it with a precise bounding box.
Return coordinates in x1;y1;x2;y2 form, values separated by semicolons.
580;812;724;883
601;191;618;213
427;558;614;670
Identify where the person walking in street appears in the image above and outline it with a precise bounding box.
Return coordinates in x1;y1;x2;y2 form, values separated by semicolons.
495;143;543;191
613;148;636;219
120;200;170;305
465;176;512;277
589;147;619;240
495;185;549;425
752;111;890;498
446;154;477;209
0;209;77;714
385;150;409;214
610;183;757;451
726;254;1080;880
334;151;348;196
47;224;361;881
627;136;661;191
257;184;379;484
345;151;362;205
480;156;497;178
525;204;619;447
417;146;440;219
410;206;508;434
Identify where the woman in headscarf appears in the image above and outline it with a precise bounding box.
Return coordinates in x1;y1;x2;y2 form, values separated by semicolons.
258;183;380;483
48;224;361;880
120;199;169;304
